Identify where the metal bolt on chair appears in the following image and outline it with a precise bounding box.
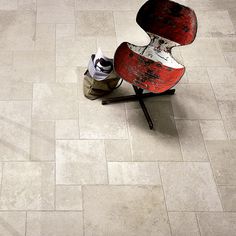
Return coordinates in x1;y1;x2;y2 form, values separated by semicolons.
102;0;197;129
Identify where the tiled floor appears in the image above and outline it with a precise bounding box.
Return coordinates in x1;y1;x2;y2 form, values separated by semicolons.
0;0;236;235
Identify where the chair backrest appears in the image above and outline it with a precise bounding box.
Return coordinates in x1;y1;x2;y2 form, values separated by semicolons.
136;0;197;46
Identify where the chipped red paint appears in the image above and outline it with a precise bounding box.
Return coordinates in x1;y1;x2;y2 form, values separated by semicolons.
114;42;185;93
114;0;197;94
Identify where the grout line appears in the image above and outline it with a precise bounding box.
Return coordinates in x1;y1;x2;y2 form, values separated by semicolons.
195;213;202;236
25;211;27;236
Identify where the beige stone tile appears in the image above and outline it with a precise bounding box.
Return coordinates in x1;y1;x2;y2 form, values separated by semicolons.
37;0;75;24
200;120;227;140
0;101;31;161
18;0;36;10
0;212;26;236
197;10;235;37
172;84;221;119
0;66;13;82
212;83;236;101
26;211;83;236
180;38;227;67
0;51;13;66
108;162;161;185
176;120;208;161
32;83;78;120
0;81;32;100
223;117;236;140
114;11;150;46
218;101;236;119
56;185;82;210
159;162;222;211
56;66;78;83
35;24;55;51
185;67;210;83
105;139;132;161
13;51;55;83
127;106;182;161
218;186;236;211
0;0;17;10
218;37;236;53
0;162;54;210
97;36;117;52
197;212;236;236
76;11;115;37
56;37;96;67
0;11;35;50
79;102;128;139
205;140;236;185
84;185;171;236
207;67;236;84
56;120;79;139
31;120;55;161
169;212;200;236
56;23;75;40
225;52;236;67
56;140;107;184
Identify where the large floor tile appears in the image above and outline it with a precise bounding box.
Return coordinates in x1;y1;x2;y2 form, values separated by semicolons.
55;120;79;139
79;102;128;139
0;11;35;50
207;67;236;84
127;103;182;161
0;101;31;161
0;212;26;236
26;212;83;236
197;212;236;236
56;140;107;184
218;186;236;211
0;162;54;210
172;84;221;119
212;83;236;101
31;120;55;161
176;120;208;161
205;140;236;185
13;51;55;83
169;212;200;236
159;162;222;211
108;162;161;185
83;185;171;236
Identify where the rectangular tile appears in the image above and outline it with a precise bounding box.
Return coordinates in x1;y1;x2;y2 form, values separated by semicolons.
207;67;236;84
84;186;171;236
56;66;78;83
55;120;79;139
26;212;83;236
206;140;236;185
108;162;161;185
0;212;26;236
218;186;236;211
197;212;236;236
0;162;54;210
159;162;222;211
176;120;208;161
56;140;107;184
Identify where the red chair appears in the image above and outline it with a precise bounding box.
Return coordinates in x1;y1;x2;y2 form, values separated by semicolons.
102;0;197;129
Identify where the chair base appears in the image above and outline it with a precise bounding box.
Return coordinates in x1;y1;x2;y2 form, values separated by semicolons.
102;85;175;130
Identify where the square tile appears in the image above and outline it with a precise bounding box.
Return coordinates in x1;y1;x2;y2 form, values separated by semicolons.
0;162;54;210
84;186;171;236
0;212;26;236
172;84;221;119
56;185;82;210
127;105;183;161
206;140;236;185
26;212;83;236
169;212;200;236
218;186;236;211
76;11;115;37
176;120;208;161
0;11;35;50
105;140;132;161
31;120;55;161
13;51;55;83
56;120;79;139
159;162;222;211
197;212;236;236
200;120;227;140
0;101;31;161
108;162;161;185
56;140;107;184
79;102;128;139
